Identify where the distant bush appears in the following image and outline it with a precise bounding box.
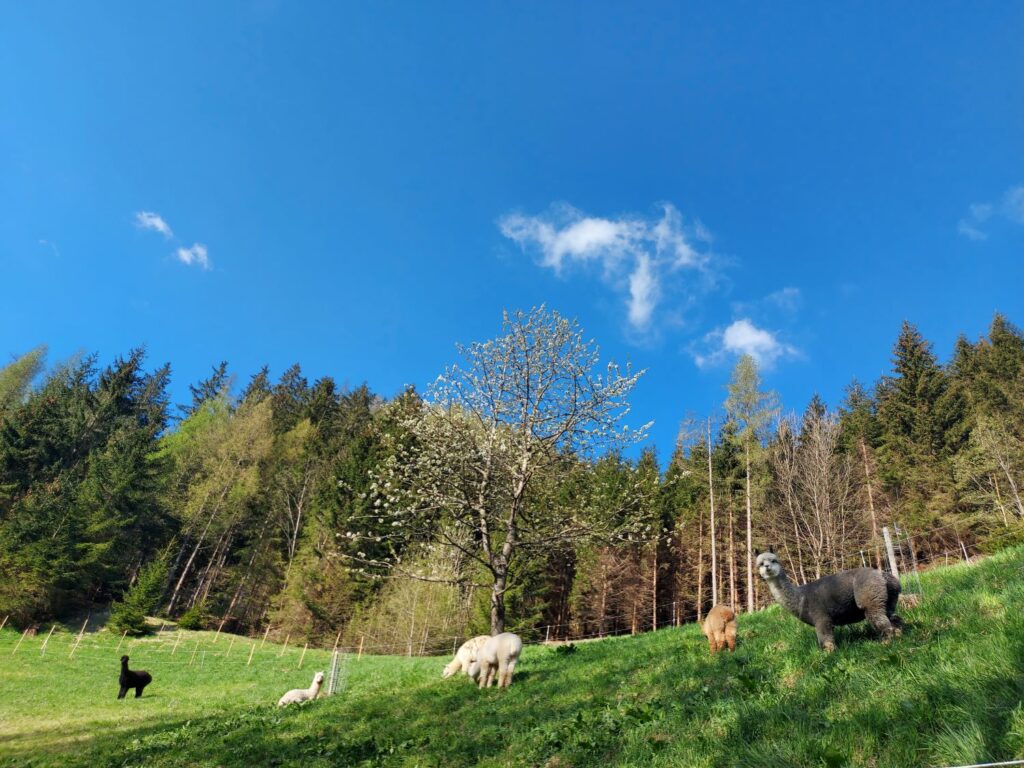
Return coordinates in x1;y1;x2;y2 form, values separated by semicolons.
107;551;170;636
176;603;207;631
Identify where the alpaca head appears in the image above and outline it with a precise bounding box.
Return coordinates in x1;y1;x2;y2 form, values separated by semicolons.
468;661;481;682
120;655;130;664
441;660;460;679
313;672;325;686
756;551;783;581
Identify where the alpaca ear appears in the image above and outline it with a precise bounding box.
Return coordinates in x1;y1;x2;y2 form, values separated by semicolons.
754;547;761;557
768;544;777;554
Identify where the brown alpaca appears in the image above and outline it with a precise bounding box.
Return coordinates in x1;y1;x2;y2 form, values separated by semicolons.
702;604;737;655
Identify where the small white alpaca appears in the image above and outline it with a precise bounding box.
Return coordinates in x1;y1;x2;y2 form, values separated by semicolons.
442;635;491;680
472;632;523;689
277;671;325;706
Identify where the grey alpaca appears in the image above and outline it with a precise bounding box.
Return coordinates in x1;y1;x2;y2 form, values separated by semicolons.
756;550;903;652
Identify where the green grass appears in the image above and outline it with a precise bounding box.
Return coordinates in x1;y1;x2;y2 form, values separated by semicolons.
2;548;1024;768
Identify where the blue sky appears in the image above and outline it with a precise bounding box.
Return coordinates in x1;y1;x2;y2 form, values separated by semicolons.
2;3;1023;459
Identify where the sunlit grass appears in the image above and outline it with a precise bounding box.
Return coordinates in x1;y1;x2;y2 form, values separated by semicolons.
1;547;1023;767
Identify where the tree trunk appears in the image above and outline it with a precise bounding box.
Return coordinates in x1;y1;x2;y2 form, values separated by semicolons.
745;444;754;613
490;572;506;634
728;504;737;609
707;418;718;606
651;543;658;631
696;506;704;623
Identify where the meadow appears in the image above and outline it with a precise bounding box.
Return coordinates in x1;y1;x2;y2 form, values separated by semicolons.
2;547;1023;768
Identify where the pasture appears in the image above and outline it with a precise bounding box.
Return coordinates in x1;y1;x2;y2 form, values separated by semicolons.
2;546;1023;767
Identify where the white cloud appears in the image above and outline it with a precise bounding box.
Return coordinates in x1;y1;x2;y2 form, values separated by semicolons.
176;243;211;270
627;254;659;329
499;203;711;331
958;186;1024;240
693;318;798;370
135;211;173;239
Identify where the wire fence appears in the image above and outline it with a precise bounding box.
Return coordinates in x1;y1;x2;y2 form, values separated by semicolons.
2;526;1021;768
2;519;1022;668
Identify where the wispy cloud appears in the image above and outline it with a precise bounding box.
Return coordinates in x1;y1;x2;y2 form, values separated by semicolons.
692;318;799;370
134;210;212;270
732;286;802;317
135;211;174;239
958;186;1024;240
176;243;211;270
499;203;711;332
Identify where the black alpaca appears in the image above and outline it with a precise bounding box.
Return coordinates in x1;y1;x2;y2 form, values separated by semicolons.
118;655;152;699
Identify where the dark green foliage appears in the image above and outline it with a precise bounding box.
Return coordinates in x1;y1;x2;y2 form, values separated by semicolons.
184;361;230;417
176;603;206;630
0;350;170;623
109;549;171;635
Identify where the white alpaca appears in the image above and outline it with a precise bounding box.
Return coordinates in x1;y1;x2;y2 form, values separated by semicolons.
472;632;523;689
277;671;325;706
442;635;491;680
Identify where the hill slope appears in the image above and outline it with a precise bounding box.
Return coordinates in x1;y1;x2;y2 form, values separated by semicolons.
2;547;1023;768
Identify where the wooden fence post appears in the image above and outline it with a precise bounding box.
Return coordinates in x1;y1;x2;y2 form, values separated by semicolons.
298;642;308;669
327;650;340;696
260;625;271;649
247;642;256;667
115;628;129;654
0;615;9;633
171;632;182;654
12;628;29;655
40;624;57;656
69;617;89;658
189;641;201;666
278;634;290;658
357;636;364;661
882;527;900;580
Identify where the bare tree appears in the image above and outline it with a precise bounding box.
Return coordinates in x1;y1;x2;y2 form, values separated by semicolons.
770;410;863;579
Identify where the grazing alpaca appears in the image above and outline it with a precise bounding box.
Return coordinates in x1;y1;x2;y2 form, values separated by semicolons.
702;604;737;655
278;671;325;706
756;550;902;652
117;655;152;699
442;635;491;679
472;632;522;689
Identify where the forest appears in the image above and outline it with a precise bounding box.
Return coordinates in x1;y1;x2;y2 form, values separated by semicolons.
1;308;1022;653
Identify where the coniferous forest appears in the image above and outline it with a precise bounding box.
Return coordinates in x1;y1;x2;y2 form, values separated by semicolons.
2;308;1022;653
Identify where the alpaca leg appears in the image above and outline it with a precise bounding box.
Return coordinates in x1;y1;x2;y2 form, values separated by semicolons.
725;623;737;652
505;659;517;687
889;613;904;634
135;685;145;698
866;610;895;642
497;659;509;688
814;621;835;652
118;686;129;700
477;662;489;689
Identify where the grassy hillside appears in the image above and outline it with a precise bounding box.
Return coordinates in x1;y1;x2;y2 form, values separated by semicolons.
2;548;1023;768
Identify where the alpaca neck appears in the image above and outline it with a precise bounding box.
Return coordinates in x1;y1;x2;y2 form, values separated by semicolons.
309;681;322;697
766;570;803;617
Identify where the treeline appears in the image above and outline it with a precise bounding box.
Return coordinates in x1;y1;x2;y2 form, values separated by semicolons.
1;312;1022;650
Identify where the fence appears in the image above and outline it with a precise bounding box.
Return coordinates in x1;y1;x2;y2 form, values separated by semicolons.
2;519;1021;667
